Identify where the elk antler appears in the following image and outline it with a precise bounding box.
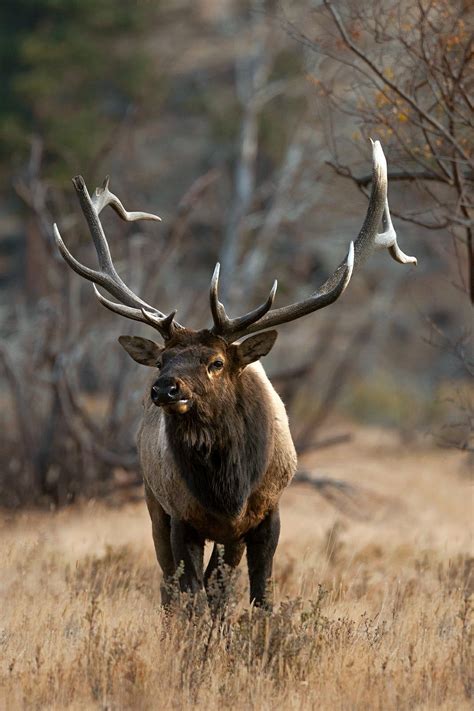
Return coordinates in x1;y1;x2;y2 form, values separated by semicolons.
53;176;181;340
209;263;278;339
210;139;416;342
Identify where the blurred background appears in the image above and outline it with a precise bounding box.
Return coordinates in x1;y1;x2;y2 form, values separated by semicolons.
0;0;472;507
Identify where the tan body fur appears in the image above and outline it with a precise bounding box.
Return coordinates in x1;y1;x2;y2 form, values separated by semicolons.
138;362;297;543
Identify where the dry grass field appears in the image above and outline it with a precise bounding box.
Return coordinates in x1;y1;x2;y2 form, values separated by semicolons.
1;426;472;710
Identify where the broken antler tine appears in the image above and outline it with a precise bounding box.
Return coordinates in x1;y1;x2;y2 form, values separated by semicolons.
95;176;110;198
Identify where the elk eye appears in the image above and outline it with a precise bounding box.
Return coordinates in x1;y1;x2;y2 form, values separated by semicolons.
156;361;162;370
209;359;224;373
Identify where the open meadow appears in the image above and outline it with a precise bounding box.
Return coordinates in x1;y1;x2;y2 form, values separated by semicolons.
1;426;472;710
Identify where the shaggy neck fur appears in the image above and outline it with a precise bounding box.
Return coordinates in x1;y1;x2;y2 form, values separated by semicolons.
164;369;273;518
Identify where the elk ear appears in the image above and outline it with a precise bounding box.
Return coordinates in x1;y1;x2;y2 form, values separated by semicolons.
118;336;163;367
234;330;278;367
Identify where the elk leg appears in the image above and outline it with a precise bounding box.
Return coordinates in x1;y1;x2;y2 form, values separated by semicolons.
245;507;280;609
170;518;205;595
204;541;245;612
144;483;175;605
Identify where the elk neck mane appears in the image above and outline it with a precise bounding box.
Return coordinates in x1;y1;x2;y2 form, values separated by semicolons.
163;365;274;519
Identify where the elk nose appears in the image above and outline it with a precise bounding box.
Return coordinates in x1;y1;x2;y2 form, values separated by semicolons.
151;379;181;405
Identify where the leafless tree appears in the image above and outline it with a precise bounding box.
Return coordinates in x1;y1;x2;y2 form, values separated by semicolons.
282;0;473;301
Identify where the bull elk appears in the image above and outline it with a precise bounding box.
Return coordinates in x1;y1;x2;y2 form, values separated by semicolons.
54;140;416;608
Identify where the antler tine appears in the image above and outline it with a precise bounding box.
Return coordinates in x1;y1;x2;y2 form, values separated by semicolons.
210;139;416;342
375;196;417;266
70;175;162;303
140;308;178;339
210;262;278;339
92;175;163;223
54;174;183;339
209;263;227;332
92;285;177;340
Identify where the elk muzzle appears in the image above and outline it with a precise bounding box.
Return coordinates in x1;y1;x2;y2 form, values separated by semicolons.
151;377;192;414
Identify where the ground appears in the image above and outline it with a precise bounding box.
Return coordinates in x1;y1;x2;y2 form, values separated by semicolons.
1;426;472;710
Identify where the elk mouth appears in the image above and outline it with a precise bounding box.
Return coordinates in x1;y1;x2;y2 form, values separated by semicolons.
151;380;193;414
161;398;192;415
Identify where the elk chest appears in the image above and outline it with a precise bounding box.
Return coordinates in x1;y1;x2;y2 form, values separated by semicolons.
137;363;297;542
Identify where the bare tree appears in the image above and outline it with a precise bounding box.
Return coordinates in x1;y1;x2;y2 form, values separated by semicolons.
283;0;473;301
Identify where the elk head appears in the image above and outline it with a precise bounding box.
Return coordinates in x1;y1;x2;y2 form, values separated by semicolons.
117;328;278;416
53;140;416;418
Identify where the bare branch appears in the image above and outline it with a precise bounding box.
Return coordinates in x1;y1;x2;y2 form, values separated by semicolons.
321;1;472;168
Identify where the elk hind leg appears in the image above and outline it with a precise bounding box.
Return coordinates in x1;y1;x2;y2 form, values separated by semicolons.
204;541;245;614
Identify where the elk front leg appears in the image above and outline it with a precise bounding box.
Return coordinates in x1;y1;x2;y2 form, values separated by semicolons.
170;518;205;595
245;507;280;609
144;483;175;606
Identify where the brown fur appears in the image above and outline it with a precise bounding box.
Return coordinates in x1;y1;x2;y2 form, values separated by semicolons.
135;330;297;543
